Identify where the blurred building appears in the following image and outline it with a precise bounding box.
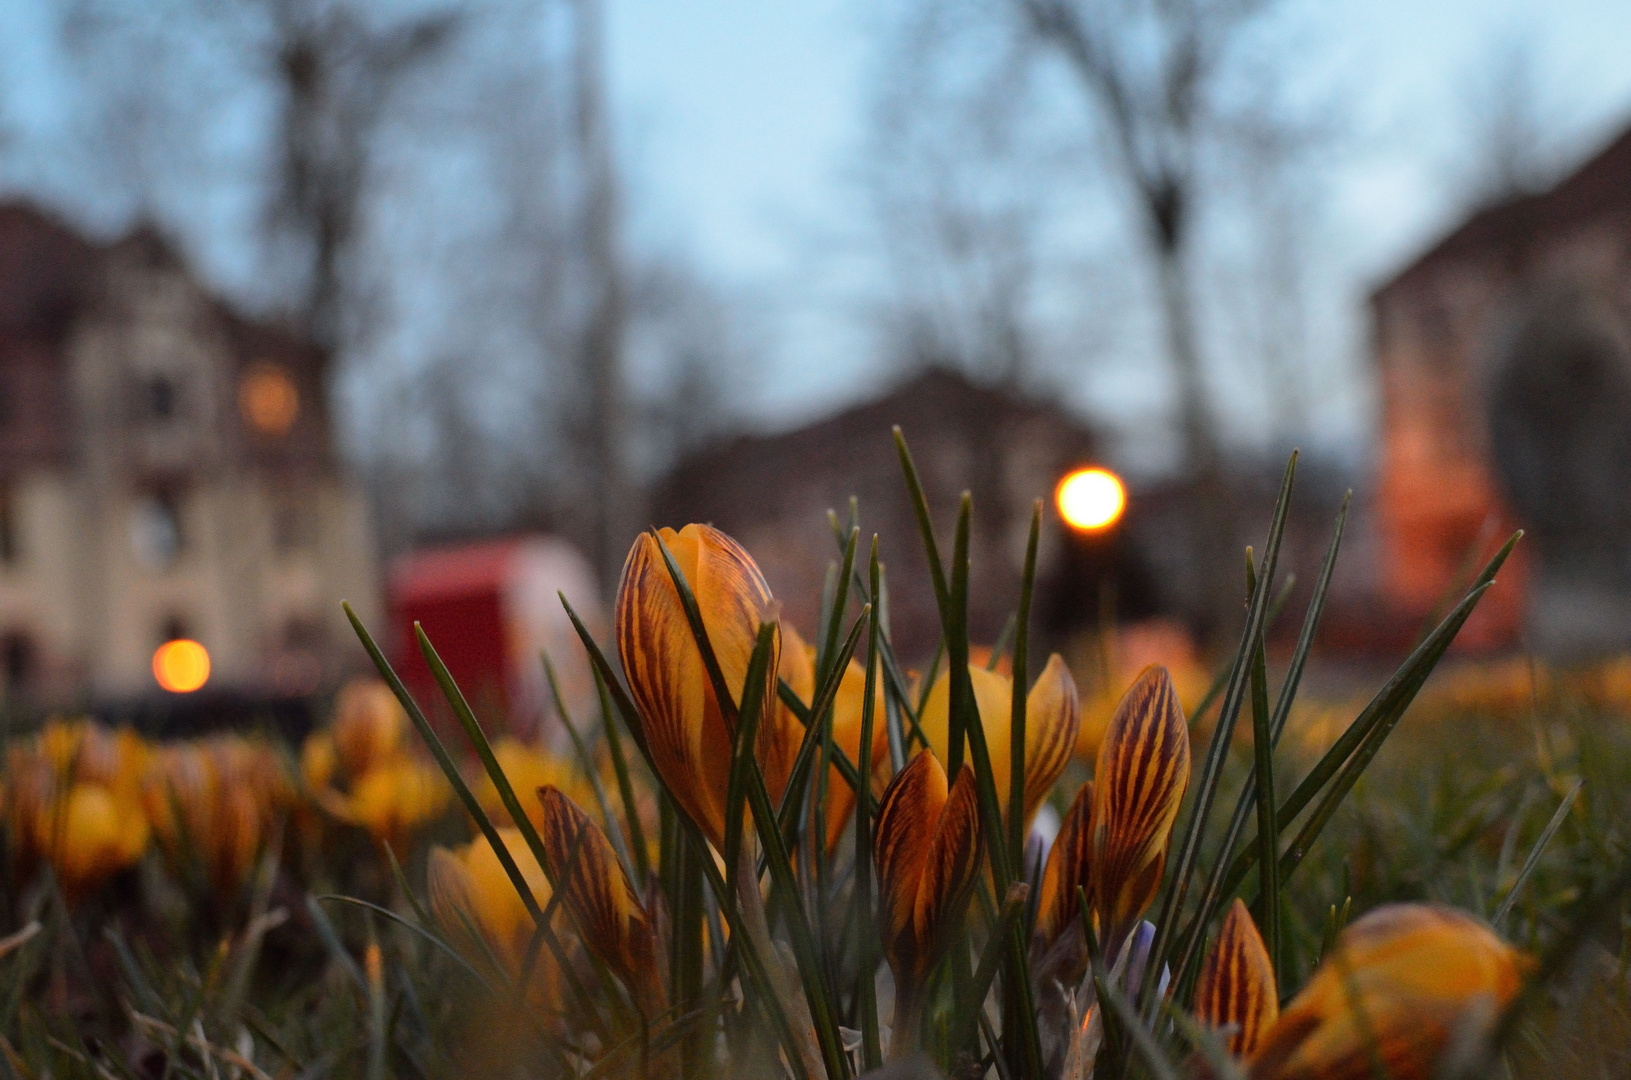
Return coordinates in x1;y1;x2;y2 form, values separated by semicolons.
1372;125;1631;656
0;203;380;708
649;368;1144;660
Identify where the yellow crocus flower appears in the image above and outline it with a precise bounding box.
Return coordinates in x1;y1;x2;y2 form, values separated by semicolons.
615;524;798;851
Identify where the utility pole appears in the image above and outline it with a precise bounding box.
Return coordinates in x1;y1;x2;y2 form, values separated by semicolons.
571;0;629;584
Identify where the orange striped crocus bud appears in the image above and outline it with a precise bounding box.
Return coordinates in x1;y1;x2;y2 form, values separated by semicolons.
536;785;664;1016
873;750;983;1058
918;653;1081;833
1090;665;1190;957
1033;780;1094;960
1249;904;1530;1080
1196;900;1279;1059
615;525;792;851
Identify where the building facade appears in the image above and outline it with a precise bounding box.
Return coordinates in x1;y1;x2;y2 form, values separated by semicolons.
1371;126;1631;656
0;204;380;708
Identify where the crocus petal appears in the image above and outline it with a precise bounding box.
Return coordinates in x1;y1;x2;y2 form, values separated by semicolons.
1023;655;1081;825
920;665;1013;802
1035;780;1094;952
1196;899;1279;1058
766;621;814;808
919;658;1079;833
616;524;779;850
429;827;553;977
1091;665;1190;953
1249;904;1530;1080
536;785;661;1010
331;679;406;778
873;749;946;982
910;764;983;981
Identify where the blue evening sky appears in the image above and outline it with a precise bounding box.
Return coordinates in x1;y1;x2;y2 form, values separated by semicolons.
604;0;1631;448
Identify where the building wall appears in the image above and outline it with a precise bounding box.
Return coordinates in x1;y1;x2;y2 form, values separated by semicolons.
1371;141;1631;652
0;209;380;707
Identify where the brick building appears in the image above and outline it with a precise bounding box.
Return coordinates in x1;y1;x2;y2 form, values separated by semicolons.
0;203;380;708
1371;124;1631;656
649;368;1148;660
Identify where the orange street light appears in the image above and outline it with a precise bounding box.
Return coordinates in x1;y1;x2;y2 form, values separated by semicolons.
1056;467;1126;532
154;639;211;693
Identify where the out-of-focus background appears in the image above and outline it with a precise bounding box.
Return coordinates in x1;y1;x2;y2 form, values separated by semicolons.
0;0;1626;736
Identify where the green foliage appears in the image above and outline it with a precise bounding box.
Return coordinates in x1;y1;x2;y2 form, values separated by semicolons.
2;440;1627;1080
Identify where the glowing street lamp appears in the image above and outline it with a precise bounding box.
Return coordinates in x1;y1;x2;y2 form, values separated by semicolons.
1056;467;1126;532
154;639;211;693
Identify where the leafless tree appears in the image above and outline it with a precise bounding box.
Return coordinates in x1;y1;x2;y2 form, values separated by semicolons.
257;0;461;361
1012;0;1309;636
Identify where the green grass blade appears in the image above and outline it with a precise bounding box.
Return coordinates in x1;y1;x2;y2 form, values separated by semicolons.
892;426;953;616
818;528;860;684
1492;778;1582;927
343;603;603;1035
1172;494;1349;999
1267;582;1502;894
775;606;869;844
855;537;884;1071
544;649;634;879
1245;551;1281;981
315;896;493;992
956;883;1029;1042
416;624;632;1027
1141;451;1298;1016
724;622;776;901
1008;499;1040;881
946;493;974;780
1274;532;1518;835
989;613;1017;671
594;665;651;885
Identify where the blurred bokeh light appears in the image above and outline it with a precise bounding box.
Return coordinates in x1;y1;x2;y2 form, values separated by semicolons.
153;640;211;694
1056;467;1126;532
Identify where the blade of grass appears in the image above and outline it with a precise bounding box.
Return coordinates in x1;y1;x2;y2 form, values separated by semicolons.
1211;532;1520;912
956;882;1030;1041
415;622;627;1025
1492;778;1582;927
1003;501;1044;1080
1245;550;1280;981
989;613;1017;671
545;649;634;879
855;537;884;1071
723;622;776;904
315;896;492;991
343;603;603;1037
1141;451;1299;1018
775;607;870;845
594;666;651;885
877;564;908;773
945;494;974;781
1172;494;1349;1000
817;527;860;684
1264;582;1503;897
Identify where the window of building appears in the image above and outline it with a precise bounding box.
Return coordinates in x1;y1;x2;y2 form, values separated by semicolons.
145;375;179;423
131;489;185;570
0;486;19;567
2;631;35;699
273;494;317;555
